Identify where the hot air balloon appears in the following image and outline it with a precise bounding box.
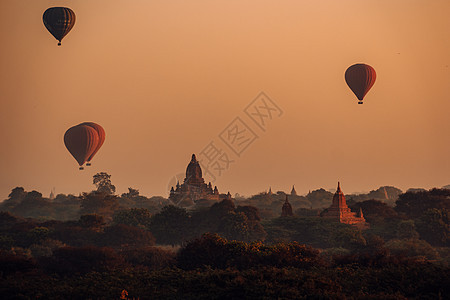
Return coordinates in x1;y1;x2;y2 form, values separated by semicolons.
79;122;106;166
345;63;376;104
64;124;99;170
43;7;76;46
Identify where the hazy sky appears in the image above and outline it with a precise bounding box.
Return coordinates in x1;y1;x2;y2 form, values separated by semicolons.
1;0;449;199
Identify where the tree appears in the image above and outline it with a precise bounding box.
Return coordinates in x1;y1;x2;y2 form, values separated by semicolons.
80;191;120;222
349;200;398;224
0;187;27;210
43;246;126;275
112;208;152;229
385;239;439;260
101;224;155;248
93;172;116;195
218;212;250;241
209;199;236;219
9;191;54;219
396;220;419;240
395;189;450;218
148;205;190;246
306;188;333;208
236;206;267;241
78;214;106;232
415;208;449;246
120;246;176;270
264;217;366;249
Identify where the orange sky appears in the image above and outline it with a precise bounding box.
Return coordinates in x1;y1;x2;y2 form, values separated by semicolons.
0;0;449;199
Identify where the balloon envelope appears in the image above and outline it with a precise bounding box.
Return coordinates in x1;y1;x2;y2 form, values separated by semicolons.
345;63;376;103
43;7;76;46
64;125;99;167
79;122;106;163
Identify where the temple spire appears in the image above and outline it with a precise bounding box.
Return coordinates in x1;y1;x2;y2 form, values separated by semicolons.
281;194;293;217
291;185;297;196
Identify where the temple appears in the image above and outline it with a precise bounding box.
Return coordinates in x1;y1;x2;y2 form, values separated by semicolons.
321;182;368;228
281;195;293;217
169;154;220;207
290;185;297;196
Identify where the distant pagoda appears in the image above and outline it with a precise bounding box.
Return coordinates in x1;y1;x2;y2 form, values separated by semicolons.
321;182;368;228
169;154;220;207
290;185;297;196
281;195;294;217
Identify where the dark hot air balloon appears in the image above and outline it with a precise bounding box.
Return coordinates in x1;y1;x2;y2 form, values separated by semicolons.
43;7;76;46
345;63;376;104
64;125;99;170
79;122;106;166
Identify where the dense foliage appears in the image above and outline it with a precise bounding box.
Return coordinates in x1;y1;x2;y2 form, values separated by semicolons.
0;178;449;298
0;234;448;299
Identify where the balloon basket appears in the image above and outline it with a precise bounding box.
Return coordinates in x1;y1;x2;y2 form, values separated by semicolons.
79;167;84;170
358;101;363;104
86;163;91;166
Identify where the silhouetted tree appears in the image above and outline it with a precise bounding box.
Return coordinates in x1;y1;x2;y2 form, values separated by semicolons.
112;208;152;229
80;191;120;222
0;187;27;211
120;246;176;269
264;217;366;249
415;208;449;246
177;233;323;270
43;246;126;275
93;172;116;195
0;251;37;276
306;188;333;208
395;189;450;218
396;220;419;239
236;205;267;241
148;205;190;246
209;199;236;219
385;238;439;260
9;191;54;219
101;224;155;248
78;214;106;232
51;222;99;247
218;212;249;241
350;200;398;224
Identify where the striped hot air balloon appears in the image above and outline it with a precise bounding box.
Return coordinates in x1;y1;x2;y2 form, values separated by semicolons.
345;63;376;104
43;7;76;46
79;122;106;166
64;124;99;170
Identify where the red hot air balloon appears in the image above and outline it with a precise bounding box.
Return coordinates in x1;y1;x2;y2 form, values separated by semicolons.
43;7;76;46
79;122;106;166
345;63;376;104
64;124;99;170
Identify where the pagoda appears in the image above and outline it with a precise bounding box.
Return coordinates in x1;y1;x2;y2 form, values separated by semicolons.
281;195;294;217
169;154;220;207
321;182;368;228
290;185;297;196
